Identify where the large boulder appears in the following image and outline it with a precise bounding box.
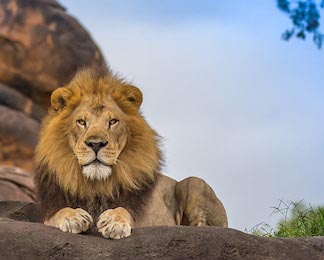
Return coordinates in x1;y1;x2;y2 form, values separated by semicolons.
0;0;108;108
0;201;323;260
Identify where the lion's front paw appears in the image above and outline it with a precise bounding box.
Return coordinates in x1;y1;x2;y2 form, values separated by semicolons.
45;207;93;234
97;207;133;239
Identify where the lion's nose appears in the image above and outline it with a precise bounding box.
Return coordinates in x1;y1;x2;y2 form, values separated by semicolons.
85;141;108;153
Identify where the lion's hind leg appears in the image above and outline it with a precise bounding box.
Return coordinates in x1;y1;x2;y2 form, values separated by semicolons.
175;177;228;227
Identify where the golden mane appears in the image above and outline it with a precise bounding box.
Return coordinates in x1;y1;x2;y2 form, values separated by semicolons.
35;69;162;200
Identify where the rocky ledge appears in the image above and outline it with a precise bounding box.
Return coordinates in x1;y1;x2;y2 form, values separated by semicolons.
0;201;323;260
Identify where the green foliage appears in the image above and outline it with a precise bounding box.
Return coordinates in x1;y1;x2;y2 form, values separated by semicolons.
248;200;324;237
277;0;324;49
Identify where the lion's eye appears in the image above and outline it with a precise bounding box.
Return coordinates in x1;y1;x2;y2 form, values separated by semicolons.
109;119;119;127
77;119;86;127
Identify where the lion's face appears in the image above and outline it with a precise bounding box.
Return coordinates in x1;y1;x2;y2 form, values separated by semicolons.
36;69;161;198
69;96;128;180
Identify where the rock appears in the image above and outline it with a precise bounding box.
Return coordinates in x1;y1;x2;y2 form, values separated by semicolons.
0;84;42;170
0;105;39;171
0;85;40;171
0;82;45;122
0;168;35;202
0;201;323;260
0;0;108;108
0;201;39;221
0;104;39;147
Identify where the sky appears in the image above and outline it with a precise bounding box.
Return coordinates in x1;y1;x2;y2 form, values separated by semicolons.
60;0;324;231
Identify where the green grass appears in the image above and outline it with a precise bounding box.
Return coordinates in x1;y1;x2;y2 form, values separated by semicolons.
247;200;324;237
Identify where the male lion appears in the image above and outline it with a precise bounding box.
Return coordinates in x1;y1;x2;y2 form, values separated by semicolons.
34;69;227;239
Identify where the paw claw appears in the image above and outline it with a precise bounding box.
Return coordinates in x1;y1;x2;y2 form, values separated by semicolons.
97;208;132;239
55;208;93;234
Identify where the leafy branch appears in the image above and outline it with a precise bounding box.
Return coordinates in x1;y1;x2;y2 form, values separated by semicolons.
277;0;324;48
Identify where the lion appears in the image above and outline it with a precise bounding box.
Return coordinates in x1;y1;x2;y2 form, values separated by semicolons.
34;69;228;239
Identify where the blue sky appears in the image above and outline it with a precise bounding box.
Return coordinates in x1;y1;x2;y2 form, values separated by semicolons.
60;0;324;231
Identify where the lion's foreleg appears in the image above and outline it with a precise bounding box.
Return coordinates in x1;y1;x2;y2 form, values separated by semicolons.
44;207;93;233
97;207;133;239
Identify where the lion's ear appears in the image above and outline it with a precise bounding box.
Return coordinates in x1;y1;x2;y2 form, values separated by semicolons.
50;87;72;111
122;85;143;111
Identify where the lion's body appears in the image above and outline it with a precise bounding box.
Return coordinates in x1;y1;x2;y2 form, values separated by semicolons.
34;69;227;239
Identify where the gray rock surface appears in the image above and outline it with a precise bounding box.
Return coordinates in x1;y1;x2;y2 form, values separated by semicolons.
0;106;39;172
0;167;34;202
0;83;45;122
0;201;323;260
